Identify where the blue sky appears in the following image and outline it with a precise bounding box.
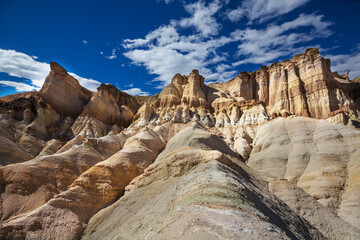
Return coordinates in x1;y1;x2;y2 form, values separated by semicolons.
0;0;359;97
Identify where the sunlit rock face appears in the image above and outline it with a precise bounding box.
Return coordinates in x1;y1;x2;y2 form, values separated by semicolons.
1;49;360;240
39;62;92;117
131;48;359;131
247;116;360;229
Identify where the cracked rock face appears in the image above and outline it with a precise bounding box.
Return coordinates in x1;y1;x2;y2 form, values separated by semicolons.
1;49;360;240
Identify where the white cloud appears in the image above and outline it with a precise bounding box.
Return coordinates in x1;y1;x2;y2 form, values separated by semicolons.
32;55;38;60
123;4;331;87
0;80;39;92
232;13;332;66
100;51;104;55
123;25;180;49
0;48;102;92
82;40;88;44
68;73;102;92
326;49;360;79
179;0;227;37
0;49;49;88
121;87;150;96
123;35;236;87
123;0;238;87
105;48;117;60
228;0;310;24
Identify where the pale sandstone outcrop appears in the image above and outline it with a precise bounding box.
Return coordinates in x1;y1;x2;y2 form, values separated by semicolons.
0;48;360;240
38;139;62;156
83;123;324;240
0;129;163;240
0;144;103;224
18;134;45;156
39;62;92;117
71;84;139;138
131;49;359;129
81;84;138;126
247;116;360;228
71;115;121;138
268;178;360;240
155;70;208;109
84;133;127;158
209;48;359;121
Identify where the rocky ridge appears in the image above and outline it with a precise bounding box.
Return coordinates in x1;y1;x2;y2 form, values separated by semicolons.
0;48;360;239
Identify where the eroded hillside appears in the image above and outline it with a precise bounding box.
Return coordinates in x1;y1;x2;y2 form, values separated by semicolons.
0;48;360;240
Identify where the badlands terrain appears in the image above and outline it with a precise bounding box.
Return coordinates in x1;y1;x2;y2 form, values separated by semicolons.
0;48;360;239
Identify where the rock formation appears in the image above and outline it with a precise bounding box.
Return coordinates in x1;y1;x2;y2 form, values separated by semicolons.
247;116;360;229
39;62;92;117
1;48;360;239
82;123;325;240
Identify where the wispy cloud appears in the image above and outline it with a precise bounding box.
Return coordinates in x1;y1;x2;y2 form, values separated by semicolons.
0;80;39;92
82;40;88;44
123;34;235;87
179;0;227;37
123;1;237;87
231;13;332;66
105;48;117;60
228;0;310;24
68;73;102;92
0;48;102;92
326;46;360;79
122;87;150;96
122;0;332;87
0;49;49;88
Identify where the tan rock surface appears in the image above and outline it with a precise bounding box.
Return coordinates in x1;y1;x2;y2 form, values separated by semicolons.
247;116;360;228
0;48;360;240
155;70;209;109
268;178;360;239
209;48;359;122
0;135;32;166
83;123;324;240
39;62;92;117
81;84;138;127
71;115;117;138
0;129;164;240
0;144;103;223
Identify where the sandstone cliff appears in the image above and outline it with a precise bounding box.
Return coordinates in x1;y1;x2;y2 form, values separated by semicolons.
1;49;360;240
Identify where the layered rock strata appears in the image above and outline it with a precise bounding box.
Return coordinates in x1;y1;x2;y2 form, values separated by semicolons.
0;48;360;240
0;129;163;240
247;116;360;228
82;123;325;240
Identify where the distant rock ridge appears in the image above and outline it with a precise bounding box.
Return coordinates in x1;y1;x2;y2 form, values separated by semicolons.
131;48;360;129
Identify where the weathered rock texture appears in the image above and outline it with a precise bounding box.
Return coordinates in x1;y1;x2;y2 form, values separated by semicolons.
83;123;325;240
0;129;163;240
129;49;360;131
39;62;92;117
248;116;360;229
268;178;360;239
1;49;360;240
